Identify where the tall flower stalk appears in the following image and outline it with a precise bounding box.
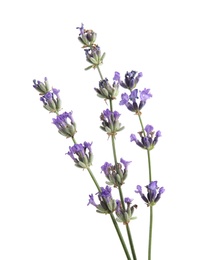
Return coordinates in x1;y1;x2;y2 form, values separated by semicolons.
32;23;165;260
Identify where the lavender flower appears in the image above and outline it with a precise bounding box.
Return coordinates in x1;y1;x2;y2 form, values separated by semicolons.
40;88;62;113
135;181;165;206
119;88;152;113
101;158;131;186
33;77;50;95
88;186;116;214
77;23;97;46
115;198;137;224
52;111;76;138
115;70;143;91
130;124;161;150
66;141;93;168
94;77;119;100
100;109;124;135
84;45;105;69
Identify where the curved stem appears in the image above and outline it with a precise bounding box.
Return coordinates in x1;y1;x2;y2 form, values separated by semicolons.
148;206;153;260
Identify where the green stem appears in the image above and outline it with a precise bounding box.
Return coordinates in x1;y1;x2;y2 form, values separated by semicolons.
96;65;103;80
86;167;101;192
110;213;132;260
148;206;153;260
137;113;145;135
147;150;152;182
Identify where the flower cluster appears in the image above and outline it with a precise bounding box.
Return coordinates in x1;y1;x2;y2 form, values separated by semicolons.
100;108;124;136
101;158;131;186
131;124;161;150
66;142;93;168
94;78;119;100
52;111;76;138
135;181;165;207
116;198;137;224
88;186;116;214
33;77;50;95
114;70;143;91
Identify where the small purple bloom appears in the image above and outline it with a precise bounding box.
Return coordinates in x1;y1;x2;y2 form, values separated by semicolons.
120;158;132;170
116;199;121;214
87;194;97;206
113;71;121;83
100;186;112;202
136;181;165;206
124;197;133;204
135;185;143;195
145;125;154;135
113;111;121;120
131;125;161;150
76;23;84;35
119;93;129;105
130;89;138;102
130;134;137;142
120;70;143;90
156;131;162;137
52;88;60;97
147;181;158;191
140;88;152;101
101;162;112;176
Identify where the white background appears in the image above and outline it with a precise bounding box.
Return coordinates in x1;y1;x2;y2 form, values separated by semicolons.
0;0;211;259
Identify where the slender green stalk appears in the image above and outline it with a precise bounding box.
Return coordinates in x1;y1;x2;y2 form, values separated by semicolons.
148;206;153;260
137;113;145;135
96;65;103;80
87;167;101;191
110;213;132;260
147;150;152;182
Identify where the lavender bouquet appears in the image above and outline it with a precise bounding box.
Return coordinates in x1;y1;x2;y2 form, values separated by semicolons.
32;23;165;260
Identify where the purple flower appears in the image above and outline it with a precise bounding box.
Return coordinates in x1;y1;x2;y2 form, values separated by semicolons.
66;142;93;168
100;109;124;135
119;93;129;105
135;181;165;206
140;88;152;101
100;186;112;202
76;23;84;35
119;70;143;91
115;200;121;214
39;88;62;113
101;162;112;176
95;78;119;100
120;158;132;171
145;125;154;136
113;71;121;83
119;88;152;113
87;194;97;206
130;124;161;150
124;197;133;204
33;77;50;95
52;111;76;138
